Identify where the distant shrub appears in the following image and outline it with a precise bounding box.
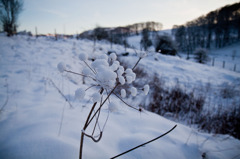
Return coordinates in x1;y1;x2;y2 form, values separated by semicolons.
220;82;238;99
147;74;205;122
155;35;177;56
194;48;209;64
199;104;240;139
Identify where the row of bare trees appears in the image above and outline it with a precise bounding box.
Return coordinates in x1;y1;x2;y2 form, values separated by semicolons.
0;0;23;36
172;2;240;54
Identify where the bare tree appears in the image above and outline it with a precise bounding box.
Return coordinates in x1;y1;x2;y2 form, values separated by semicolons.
0;0;23;36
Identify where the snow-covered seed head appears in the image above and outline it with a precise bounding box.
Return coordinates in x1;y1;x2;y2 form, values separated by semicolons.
143;84;150;95
98;54;108;61
118;76;125;85
126;75;133;84
113;61;120;66
57;62;65;73
82;67;91;75
118;66;124;72
75;88;85;99
130;87;137;96
117;66;124;77
110;63;119;71
110;53;117;61
91;59;109;70
125;68;136;82
79;53;88;61
121;89;126;98
125;68;133;75
92;92;101;103
117;69;124;77
96;67;117;89
108;102;118;112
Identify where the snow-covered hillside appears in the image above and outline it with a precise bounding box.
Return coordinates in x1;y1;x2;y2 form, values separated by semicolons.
127;30;240;73
0;34;240;159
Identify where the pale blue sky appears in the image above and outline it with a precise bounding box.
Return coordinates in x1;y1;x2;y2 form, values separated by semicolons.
18;0;239;34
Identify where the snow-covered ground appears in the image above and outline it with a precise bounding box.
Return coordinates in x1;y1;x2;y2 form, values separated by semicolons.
178;42;240;73
127;30;240;73
0;34;240;159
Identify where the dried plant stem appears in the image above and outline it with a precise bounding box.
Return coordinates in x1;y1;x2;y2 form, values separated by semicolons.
111;125;177;159
86;83;119;127
0;79;9;113
132;57;142;70
79;88;104;159
79;53;143;159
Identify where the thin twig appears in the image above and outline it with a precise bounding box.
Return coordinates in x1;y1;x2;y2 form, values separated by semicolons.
92;92;105;136
132;57;142;71
84;61;96;74
113;92;139;111
48;79;73;109
79;88;104;159
86;83;120;127
58;101;66;136
85;85;99;91
83;131;102;142
92;107;102;136
0;79;9;112
102;109;110;132
110;125;177;159
64;70;96;81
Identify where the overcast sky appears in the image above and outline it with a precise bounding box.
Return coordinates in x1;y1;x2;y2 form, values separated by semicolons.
18;0;239;34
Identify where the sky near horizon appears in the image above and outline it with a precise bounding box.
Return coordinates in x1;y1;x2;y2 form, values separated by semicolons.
18;0;239;35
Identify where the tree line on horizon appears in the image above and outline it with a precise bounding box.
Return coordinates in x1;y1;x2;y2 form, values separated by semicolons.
172;2;240;54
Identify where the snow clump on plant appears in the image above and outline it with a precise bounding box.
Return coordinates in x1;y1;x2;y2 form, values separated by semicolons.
57;62;65;73
75;88;85;100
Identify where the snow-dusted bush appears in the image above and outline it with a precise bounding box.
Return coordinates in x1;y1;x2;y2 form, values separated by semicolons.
147;74;205;123
199;104;240;139
220;82;239;99
194;48;209;64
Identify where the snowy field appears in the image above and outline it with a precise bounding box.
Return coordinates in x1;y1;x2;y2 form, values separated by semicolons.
0;34;240;159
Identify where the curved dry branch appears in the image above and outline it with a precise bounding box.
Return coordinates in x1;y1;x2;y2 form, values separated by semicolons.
83;131;102;143
110;125;177;159
113;92;139;111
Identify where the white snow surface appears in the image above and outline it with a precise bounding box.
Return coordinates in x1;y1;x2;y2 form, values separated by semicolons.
0;34;240;159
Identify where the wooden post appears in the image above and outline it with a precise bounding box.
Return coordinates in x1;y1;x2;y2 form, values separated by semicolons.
54;29;57;40
234;64;236;72
212;58;215;66
222;61;225;68
35;27;38;38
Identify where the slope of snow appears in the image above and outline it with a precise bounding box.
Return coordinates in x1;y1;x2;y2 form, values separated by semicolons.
0;35;240;159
